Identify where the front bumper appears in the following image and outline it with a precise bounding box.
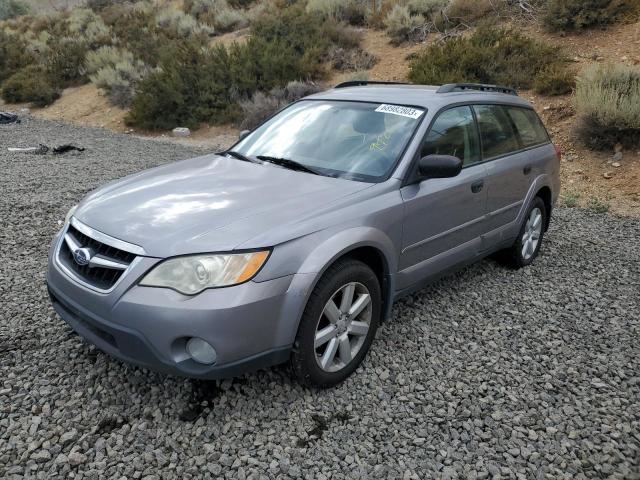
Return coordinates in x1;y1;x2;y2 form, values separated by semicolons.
47;232;312;380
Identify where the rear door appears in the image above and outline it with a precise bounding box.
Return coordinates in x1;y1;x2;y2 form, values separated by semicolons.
474;105;547;235
398;105;487;290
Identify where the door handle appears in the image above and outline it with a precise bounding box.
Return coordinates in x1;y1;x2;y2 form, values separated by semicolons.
523;165;532;175
471;180;484;193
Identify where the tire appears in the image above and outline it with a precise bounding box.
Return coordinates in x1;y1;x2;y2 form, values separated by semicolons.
290;258;381;387
498;196;547;269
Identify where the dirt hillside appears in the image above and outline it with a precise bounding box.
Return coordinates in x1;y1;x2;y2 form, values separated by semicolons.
2;20;639;216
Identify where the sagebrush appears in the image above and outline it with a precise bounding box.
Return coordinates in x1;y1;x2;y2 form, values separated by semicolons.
543;0;639;31
408;27;569;90
575;63;640;150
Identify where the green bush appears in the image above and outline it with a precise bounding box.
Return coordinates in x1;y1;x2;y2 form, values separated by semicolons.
66;8;111;47
126;2;368;130
238;81;323;130
407;0;448;16
575;63;640;150
46;39;89;88
126;41;236;130
534;64;575;95
1;65;60;107
306;0;368;25
87;46;148;107
0;30;36;83
543;0;638;31
408;27;568;90
385;5;425;44
0;0;29;20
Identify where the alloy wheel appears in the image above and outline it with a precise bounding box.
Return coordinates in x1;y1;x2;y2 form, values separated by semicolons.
314;282;372;372
522;207;543;260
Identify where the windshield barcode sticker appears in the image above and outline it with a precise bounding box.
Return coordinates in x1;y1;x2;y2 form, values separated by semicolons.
375;104;423;119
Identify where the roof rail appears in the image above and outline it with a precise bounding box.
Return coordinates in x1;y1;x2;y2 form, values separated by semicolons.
334;80;409;89
436;83;518;96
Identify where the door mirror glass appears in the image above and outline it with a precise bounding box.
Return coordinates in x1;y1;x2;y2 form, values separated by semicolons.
418;154;462;179
239;129;250;140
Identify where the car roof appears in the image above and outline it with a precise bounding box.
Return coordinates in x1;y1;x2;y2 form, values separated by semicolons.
307;84;533;110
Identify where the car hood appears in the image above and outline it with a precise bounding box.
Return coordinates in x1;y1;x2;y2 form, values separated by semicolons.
75;154;372;257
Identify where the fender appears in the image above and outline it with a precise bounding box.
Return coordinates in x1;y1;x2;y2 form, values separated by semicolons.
516;173;556;227
299;226;398;320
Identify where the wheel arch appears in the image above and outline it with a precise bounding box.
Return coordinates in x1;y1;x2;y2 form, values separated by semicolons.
536;185;552;231
296;229;398;325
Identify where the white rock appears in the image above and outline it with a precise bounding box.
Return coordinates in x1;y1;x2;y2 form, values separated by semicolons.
172;127;191;137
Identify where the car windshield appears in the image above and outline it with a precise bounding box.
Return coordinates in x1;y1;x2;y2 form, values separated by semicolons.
233;100;425;182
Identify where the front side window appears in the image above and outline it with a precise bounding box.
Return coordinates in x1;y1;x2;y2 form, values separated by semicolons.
420;106;480;166
505;107;550;148
234;100;425;182
474;105;520;159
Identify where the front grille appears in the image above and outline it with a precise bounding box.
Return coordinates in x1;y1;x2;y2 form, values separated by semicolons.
58;224;137;291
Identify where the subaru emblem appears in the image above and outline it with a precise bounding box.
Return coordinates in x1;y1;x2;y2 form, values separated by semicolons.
73;247;92;266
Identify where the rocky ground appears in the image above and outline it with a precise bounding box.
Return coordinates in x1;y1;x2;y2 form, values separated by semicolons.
1;118;639;479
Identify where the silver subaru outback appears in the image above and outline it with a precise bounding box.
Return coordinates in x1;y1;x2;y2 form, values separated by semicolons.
47;82;560;387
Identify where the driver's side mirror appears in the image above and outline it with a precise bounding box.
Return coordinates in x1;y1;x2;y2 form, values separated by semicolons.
239;129;250;141
418;154;463;179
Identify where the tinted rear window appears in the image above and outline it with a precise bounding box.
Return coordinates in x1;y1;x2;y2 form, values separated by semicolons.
506;107;550;148
473;105;519;159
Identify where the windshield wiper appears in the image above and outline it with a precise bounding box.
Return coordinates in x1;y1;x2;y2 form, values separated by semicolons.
223;150;259;164
256;155;320;175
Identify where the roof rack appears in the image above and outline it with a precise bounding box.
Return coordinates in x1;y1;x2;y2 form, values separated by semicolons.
334;80;409;89
436;83;518;96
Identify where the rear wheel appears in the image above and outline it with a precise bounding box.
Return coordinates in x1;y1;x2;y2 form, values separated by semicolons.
498;196;546;269
290;259;381;387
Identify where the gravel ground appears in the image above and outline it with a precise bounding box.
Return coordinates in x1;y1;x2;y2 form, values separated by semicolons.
1;117;639;479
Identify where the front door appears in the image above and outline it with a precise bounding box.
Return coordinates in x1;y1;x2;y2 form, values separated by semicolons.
398;106;487;291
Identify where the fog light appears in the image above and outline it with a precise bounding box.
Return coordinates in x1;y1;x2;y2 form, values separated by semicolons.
186;337;217;365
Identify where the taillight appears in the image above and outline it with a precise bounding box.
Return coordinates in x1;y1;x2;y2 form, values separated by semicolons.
554;144;562;161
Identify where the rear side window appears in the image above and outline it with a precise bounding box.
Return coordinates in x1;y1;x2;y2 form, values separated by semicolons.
506;107;550;147
473;105;520;159
421;106;480;166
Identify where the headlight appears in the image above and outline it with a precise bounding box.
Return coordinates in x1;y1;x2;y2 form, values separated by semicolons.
139;251;270;295
65;205;78;224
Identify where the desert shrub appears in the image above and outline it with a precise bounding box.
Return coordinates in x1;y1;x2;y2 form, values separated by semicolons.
534;64;575;95
407;0;449;16
126;41;236;129
91;60;148;107
155;7;215;37
543;0;638;31
213;6;248;31
575;63;640;150
408;27;568;89
126;2;366;129
46;38;89;88
1;65;60;107
0;29;36;82
238;80;323;129
251;3;363;76
385;5;425;43
306;0;368;25
185;0;248;32
85;45;123;74
0;0;29;20
326;46;377;71
87;0;133;11
66;8;111;47
444;0;493;25
87;46;148;107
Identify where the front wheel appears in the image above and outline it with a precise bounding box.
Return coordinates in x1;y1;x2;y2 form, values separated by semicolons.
290;259;381;387
498;196;547;269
